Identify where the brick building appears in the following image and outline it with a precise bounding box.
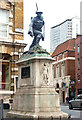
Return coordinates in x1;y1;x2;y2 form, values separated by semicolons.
51;39;75;103
75;35;82;95
0;0;27;103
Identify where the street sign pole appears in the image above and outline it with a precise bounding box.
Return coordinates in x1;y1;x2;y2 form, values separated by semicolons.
1;99;3;120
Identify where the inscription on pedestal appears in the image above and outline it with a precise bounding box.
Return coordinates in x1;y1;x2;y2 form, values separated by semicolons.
21;66;30;79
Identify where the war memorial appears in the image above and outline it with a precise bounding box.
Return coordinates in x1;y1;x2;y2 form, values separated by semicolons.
7;9;69;120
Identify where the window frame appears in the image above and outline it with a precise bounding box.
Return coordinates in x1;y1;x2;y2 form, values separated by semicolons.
0;9;9;38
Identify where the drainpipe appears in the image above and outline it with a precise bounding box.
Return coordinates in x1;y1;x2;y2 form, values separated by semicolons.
11;2;15;97
13;1;15;95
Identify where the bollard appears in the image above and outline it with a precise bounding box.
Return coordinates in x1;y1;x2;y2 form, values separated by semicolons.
51;116;53;120
68;114;71;120
38;116;39;120
1;99;3;120
60;116;61;120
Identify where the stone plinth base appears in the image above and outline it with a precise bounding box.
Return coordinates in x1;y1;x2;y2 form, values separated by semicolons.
7;111;69;120
7;86;69;119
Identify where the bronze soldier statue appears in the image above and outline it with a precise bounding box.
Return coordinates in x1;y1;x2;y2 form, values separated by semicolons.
28;11;45;48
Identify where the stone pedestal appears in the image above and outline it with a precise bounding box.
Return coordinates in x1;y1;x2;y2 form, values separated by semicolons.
7;51;68;119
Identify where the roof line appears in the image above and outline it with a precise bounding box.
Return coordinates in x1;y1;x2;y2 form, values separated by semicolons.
51;39;75;57
51;19;72;29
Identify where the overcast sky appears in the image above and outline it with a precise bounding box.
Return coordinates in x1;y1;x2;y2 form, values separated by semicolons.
24;0;81;52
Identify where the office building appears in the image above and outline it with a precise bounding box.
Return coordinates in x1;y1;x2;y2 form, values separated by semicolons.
50;17;80;53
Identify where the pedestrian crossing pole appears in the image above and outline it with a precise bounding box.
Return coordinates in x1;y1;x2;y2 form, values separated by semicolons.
1;99;3;120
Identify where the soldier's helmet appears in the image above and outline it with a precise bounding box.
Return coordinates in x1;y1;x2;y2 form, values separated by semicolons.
36;11;43;15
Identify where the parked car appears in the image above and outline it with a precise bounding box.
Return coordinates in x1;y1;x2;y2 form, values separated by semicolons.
69;94;82;109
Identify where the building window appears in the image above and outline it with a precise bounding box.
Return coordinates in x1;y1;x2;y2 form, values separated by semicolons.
1;63;10;90
77;74;80;82
81;43;82;52
16;77;18;89
77;58;80;67
0;9;9;37
77;46;80;52
77;44;80;53
56;67;59;79
61;65;65;77
57;56;59;61
56;83;59;88
62;53;64;59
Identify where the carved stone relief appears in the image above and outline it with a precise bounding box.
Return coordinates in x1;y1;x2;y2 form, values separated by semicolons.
40;63;50;86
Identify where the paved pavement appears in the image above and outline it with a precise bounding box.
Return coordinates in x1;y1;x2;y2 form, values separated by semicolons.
60;103;82;120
